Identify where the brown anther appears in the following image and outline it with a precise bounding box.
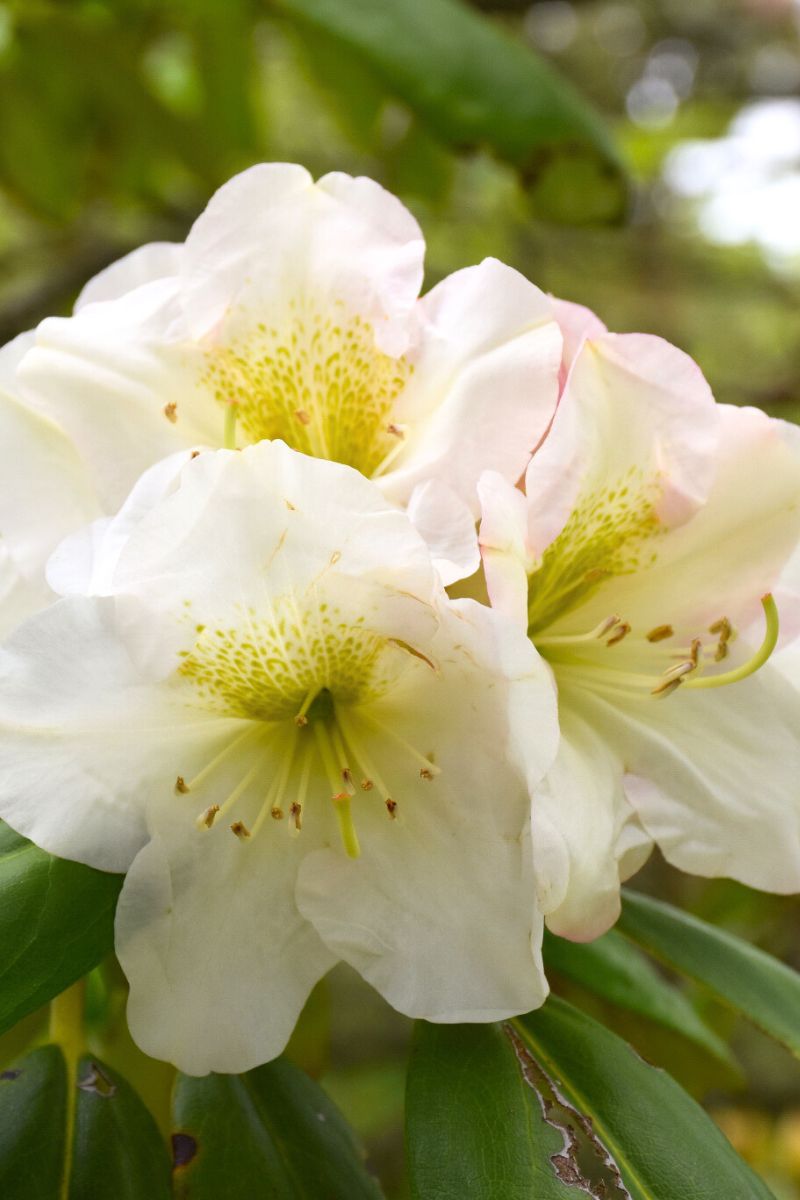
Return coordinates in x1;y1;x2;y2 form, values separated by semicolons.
420;767;434;781
294;714;309;728
689;638;702;667
646;624;674;643
709;617;732;639
271;806;284;821
332;791;350;805
163;401;178;424
385;798;398;819
651;677;683;698
290;801;303;831
714;642;729;663
175;776;190;794
294;409;311;425
190;449;201;459
360;779;374;791
661;659;696;684
342;767;353;785
230;820;251;840
199;804;219;828
606;622;631;647
386;423;405;438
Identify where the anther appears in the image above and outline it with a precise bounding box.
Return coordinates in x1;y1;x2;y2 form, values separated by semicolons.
652;678;683;699
386;423;405;438
360;779;374;791
271;806;284;821
385;798;398;819
230;820;251;840
175;776;190;794
295;714;309;728
420;767;434;781
646;624;674;643
196;804;220;829
685;595;777;691
342;767;353;785
163;402;178;423
689;638;701;667
190;449;201;460
606;622;631;647
294;409;311;425
289;801;303;833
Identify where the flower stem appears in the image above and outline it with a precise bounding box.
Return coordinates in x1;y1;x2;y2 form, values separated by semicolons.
50;978;85;1200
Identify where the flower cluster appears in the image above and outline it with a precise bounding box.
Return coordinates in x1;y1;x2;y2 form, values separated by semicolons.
0;164;798;1075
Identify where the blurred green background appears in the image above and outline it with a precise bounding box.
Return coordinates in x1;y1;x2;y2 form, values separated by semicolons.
1;0;799;1195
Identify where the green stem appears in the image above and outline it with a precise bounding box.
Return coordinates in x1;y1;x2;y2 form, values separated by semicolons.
50;979;85;1200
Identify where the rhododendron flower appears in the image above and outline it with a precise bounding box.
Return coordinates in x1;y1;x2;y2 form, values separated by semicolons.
0;441;558;1074
16;164;563;582
0;333;99;637
479;330;800;940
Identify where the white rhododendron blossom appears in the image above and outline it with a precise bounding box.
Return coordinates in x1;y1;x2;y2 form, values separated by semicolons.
16;163;563;582
0;333;100;638
0;441;559;1074
479;327;800;940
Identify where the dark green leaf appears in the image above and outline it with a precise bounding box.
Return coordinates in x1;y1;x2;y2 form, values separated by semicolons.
512;997;776;1199
172;1056;384;1198
0;823;122;1037
70;1055;171;1200
274;0;627;222
406;1022;592;1199
542;927;734;1067
619;889;800;1056
0;1045;67;1200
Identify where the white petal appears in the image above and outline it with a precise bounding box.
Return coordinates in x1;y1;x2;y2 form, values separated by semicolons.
20;280;202;510
478;469;533;631
181;163;425;341
0;334;99;634
296;599;557;1022
0;597;230;871
583;667;800;892
406;479;479;585
524;332;719;558
75;242;183;311
379;258;562;510
116;802;336;1075
533;692;652;942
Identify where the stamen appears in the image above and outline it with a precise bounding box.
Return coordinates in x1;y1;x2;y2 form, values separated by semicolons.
535;615;621;647
230;820;251;840
163;402;178;424
337;708;395;804
385;798;398;819
419;767;434;781
329;724;355;795
646;624;674;643
271;806;284;821
332;792;361;858
289;801;303;836
197;804;220;829
652;659;696;695
606;622;631;647
359;711;442;777
360;779;374;790
295;689;316;727
185;726;259;791
684;595;778;691
251;731;298;838
175;776;189;794
200;756;262;829
223;402;238;450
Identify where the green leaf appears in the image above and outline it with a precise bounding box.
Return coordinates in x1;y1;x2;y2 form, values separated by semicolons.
0;1045;67;1200
0;823;122;1037
70;1055;171;1199
274;0;627;223
542;927;734;1067
172;1056;384;1198
512;997;777;1199
618;888;800;1056
406;1022;592;1199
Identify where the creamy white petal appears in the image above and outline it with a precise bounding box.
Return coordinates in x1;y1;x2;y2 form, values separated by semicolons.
117;799;336;1076
75;242;183;311
0;334;99;634
532;691;651;942
0;597;231;871
478;469;534;631
405;479;479;586
296;599;557;1021
524;332;719;559
581;668;800;892
379;258;562;510
549;296;606;382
